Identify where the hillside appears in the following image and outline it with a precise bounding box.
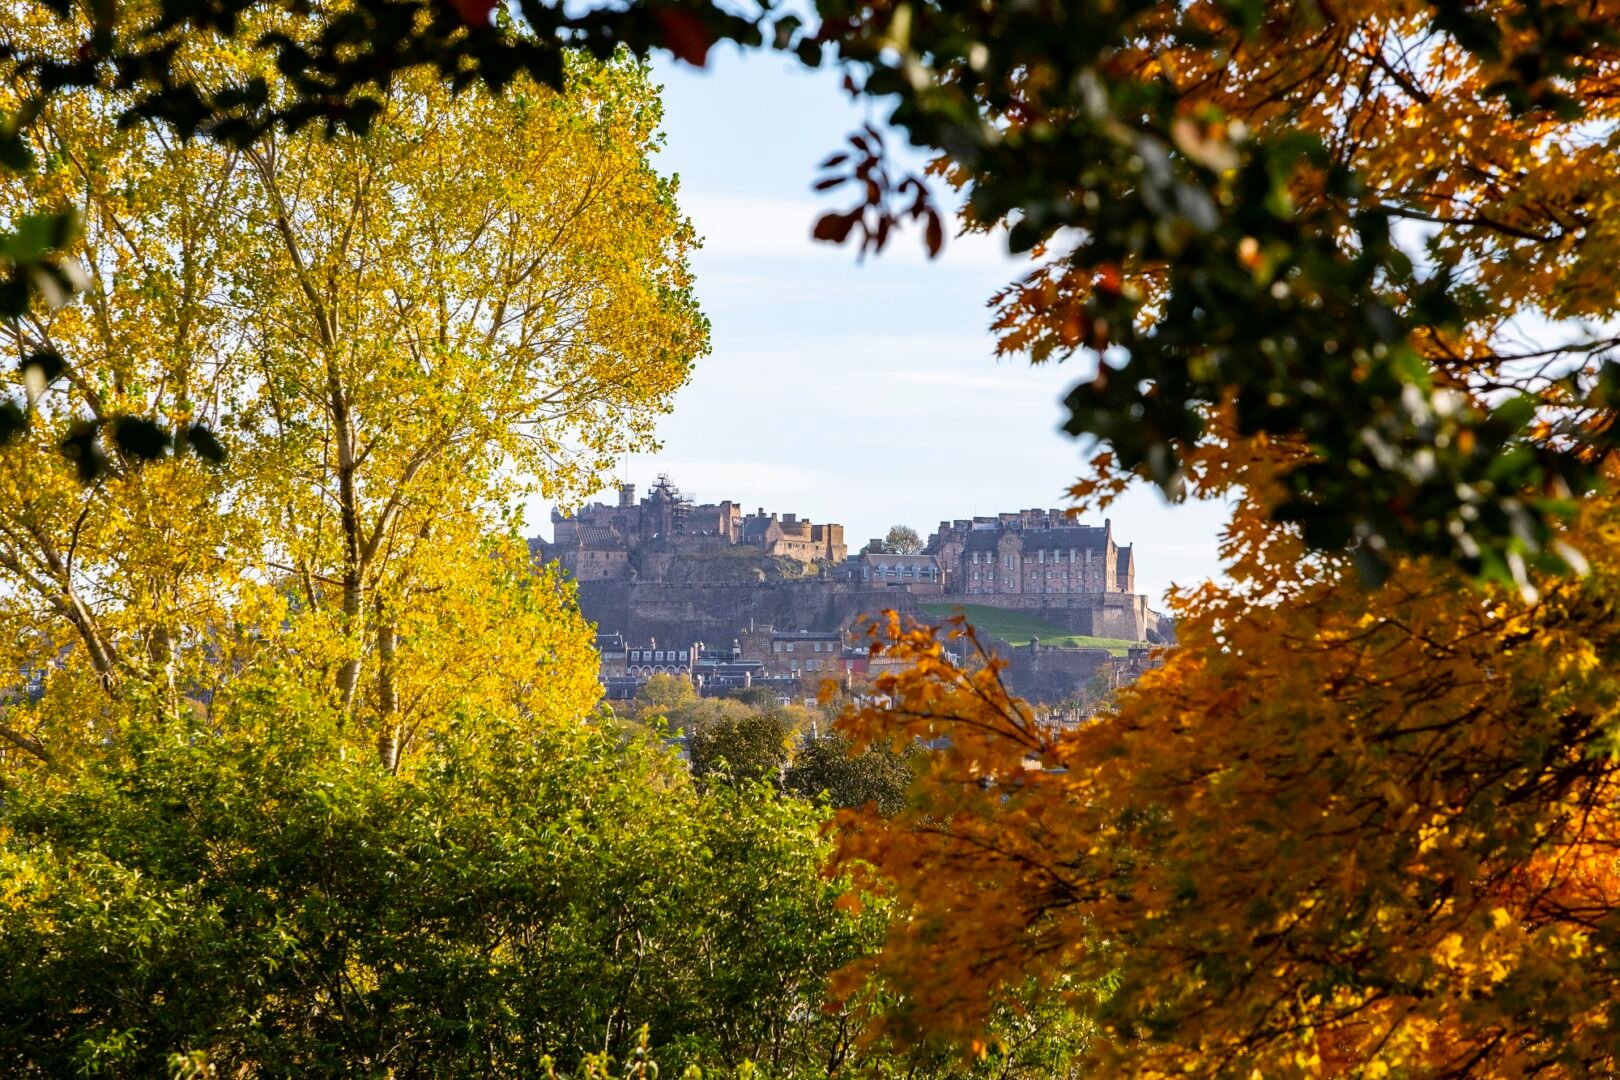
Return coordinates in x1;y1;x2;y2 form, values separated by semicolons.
919;603;1143;656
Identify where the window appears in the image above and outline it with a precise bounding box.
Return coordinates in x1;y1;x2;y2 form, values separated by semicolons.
773;642;783;653
787;643;795;653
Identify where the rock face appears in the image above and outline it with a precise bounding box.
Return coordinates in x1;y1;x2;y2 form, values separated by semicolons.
572;578;921;645
988;638;1114;704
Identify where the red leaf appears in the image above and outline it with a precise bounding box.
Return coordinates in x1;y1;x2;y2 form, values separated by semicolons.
924;210;944;257
654;8;713;67
446;0;496;25
813;211;858;244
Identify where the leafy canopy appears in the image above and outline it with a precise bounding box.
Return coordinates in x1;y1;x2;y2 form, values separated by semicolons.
834;460;1620;1075
3;0;1618;583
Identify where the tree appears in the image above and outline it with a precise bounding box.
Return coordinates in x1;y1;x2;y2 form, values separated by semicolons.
833;475;1620;1076
785;730;916;814
0;677;885;1076
884;525;922;556
628;672;698;724
0;52;704;767
3;1;1616;579
684;698;807;789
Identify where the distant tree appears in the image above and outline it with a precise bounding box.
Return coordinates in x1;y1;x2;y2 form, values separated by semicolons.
630;673;698;723
785;732;916;814
884;525;922;555
687;704;804;789
727;685;784;711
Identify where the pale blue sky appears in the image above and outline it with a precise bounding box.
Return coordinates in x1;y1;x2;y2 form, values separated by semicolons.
525;47;1230;606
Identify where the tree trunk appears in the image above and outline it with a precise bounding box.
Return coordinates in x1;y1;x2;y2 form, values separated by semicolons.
376;617;400;771
331;376;366;714
148;621;178;710
59;587;121;697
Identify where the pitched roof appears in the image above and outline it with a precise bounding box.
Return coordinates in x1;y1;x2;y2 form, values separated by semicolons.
859;553;938;566
572;525;625;549
1021;527;1109;553
961;526;1108;553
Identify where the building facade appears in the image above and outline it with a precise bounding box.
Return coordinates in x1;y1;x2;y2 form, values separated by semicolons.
925;509;1153;640
928;510;1135;598
848;551;944;590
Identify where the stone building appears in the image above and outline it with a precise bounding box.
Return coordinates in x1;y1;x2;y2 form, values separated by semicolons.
926;509;1154;640
739;626;845;673
847;551;944;591
540;475;846;583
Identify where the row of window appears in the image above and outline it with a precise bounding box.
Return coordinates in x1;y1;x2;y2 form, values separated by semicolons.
629;649;685;663
772;640;837;653
969;550;1095;565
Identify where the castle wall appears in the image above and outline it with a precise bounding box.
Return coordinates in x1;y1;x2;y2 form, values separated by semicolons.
572;579;921;644
985;639;1113;704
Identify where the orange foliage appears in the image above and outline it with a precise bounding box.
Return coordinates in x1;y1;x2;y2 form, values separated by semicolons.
984;1;1620;393
835;480;1620;1075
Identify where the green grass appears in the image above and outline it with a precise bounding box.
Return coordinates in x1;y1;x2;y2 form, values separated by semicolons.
919;603;1143;656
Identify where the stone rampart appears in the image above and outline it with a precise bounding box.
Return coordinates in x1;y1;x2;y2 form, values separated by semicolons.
572;579;921;644
982;636;1113;704
952;592;1152;640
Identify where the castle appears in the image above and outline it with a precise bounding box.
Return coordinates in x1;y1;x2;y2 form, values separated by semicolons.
543;474;847;583
536;481;1164;690
927;510;1132;596
920;509;1150;640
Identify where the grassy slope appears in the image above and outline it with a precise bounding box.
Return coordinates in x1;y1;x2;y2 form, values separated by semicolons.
919;603;1142;656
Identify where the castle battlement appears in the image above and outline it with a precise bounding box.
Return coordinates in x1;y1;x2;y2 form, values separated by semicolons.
540;475;846;582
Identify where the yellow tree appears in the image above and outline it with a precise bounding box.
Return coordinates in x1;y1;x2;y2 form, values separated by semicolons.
0;43;254;759
233;58;704;764
0;37;703;768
